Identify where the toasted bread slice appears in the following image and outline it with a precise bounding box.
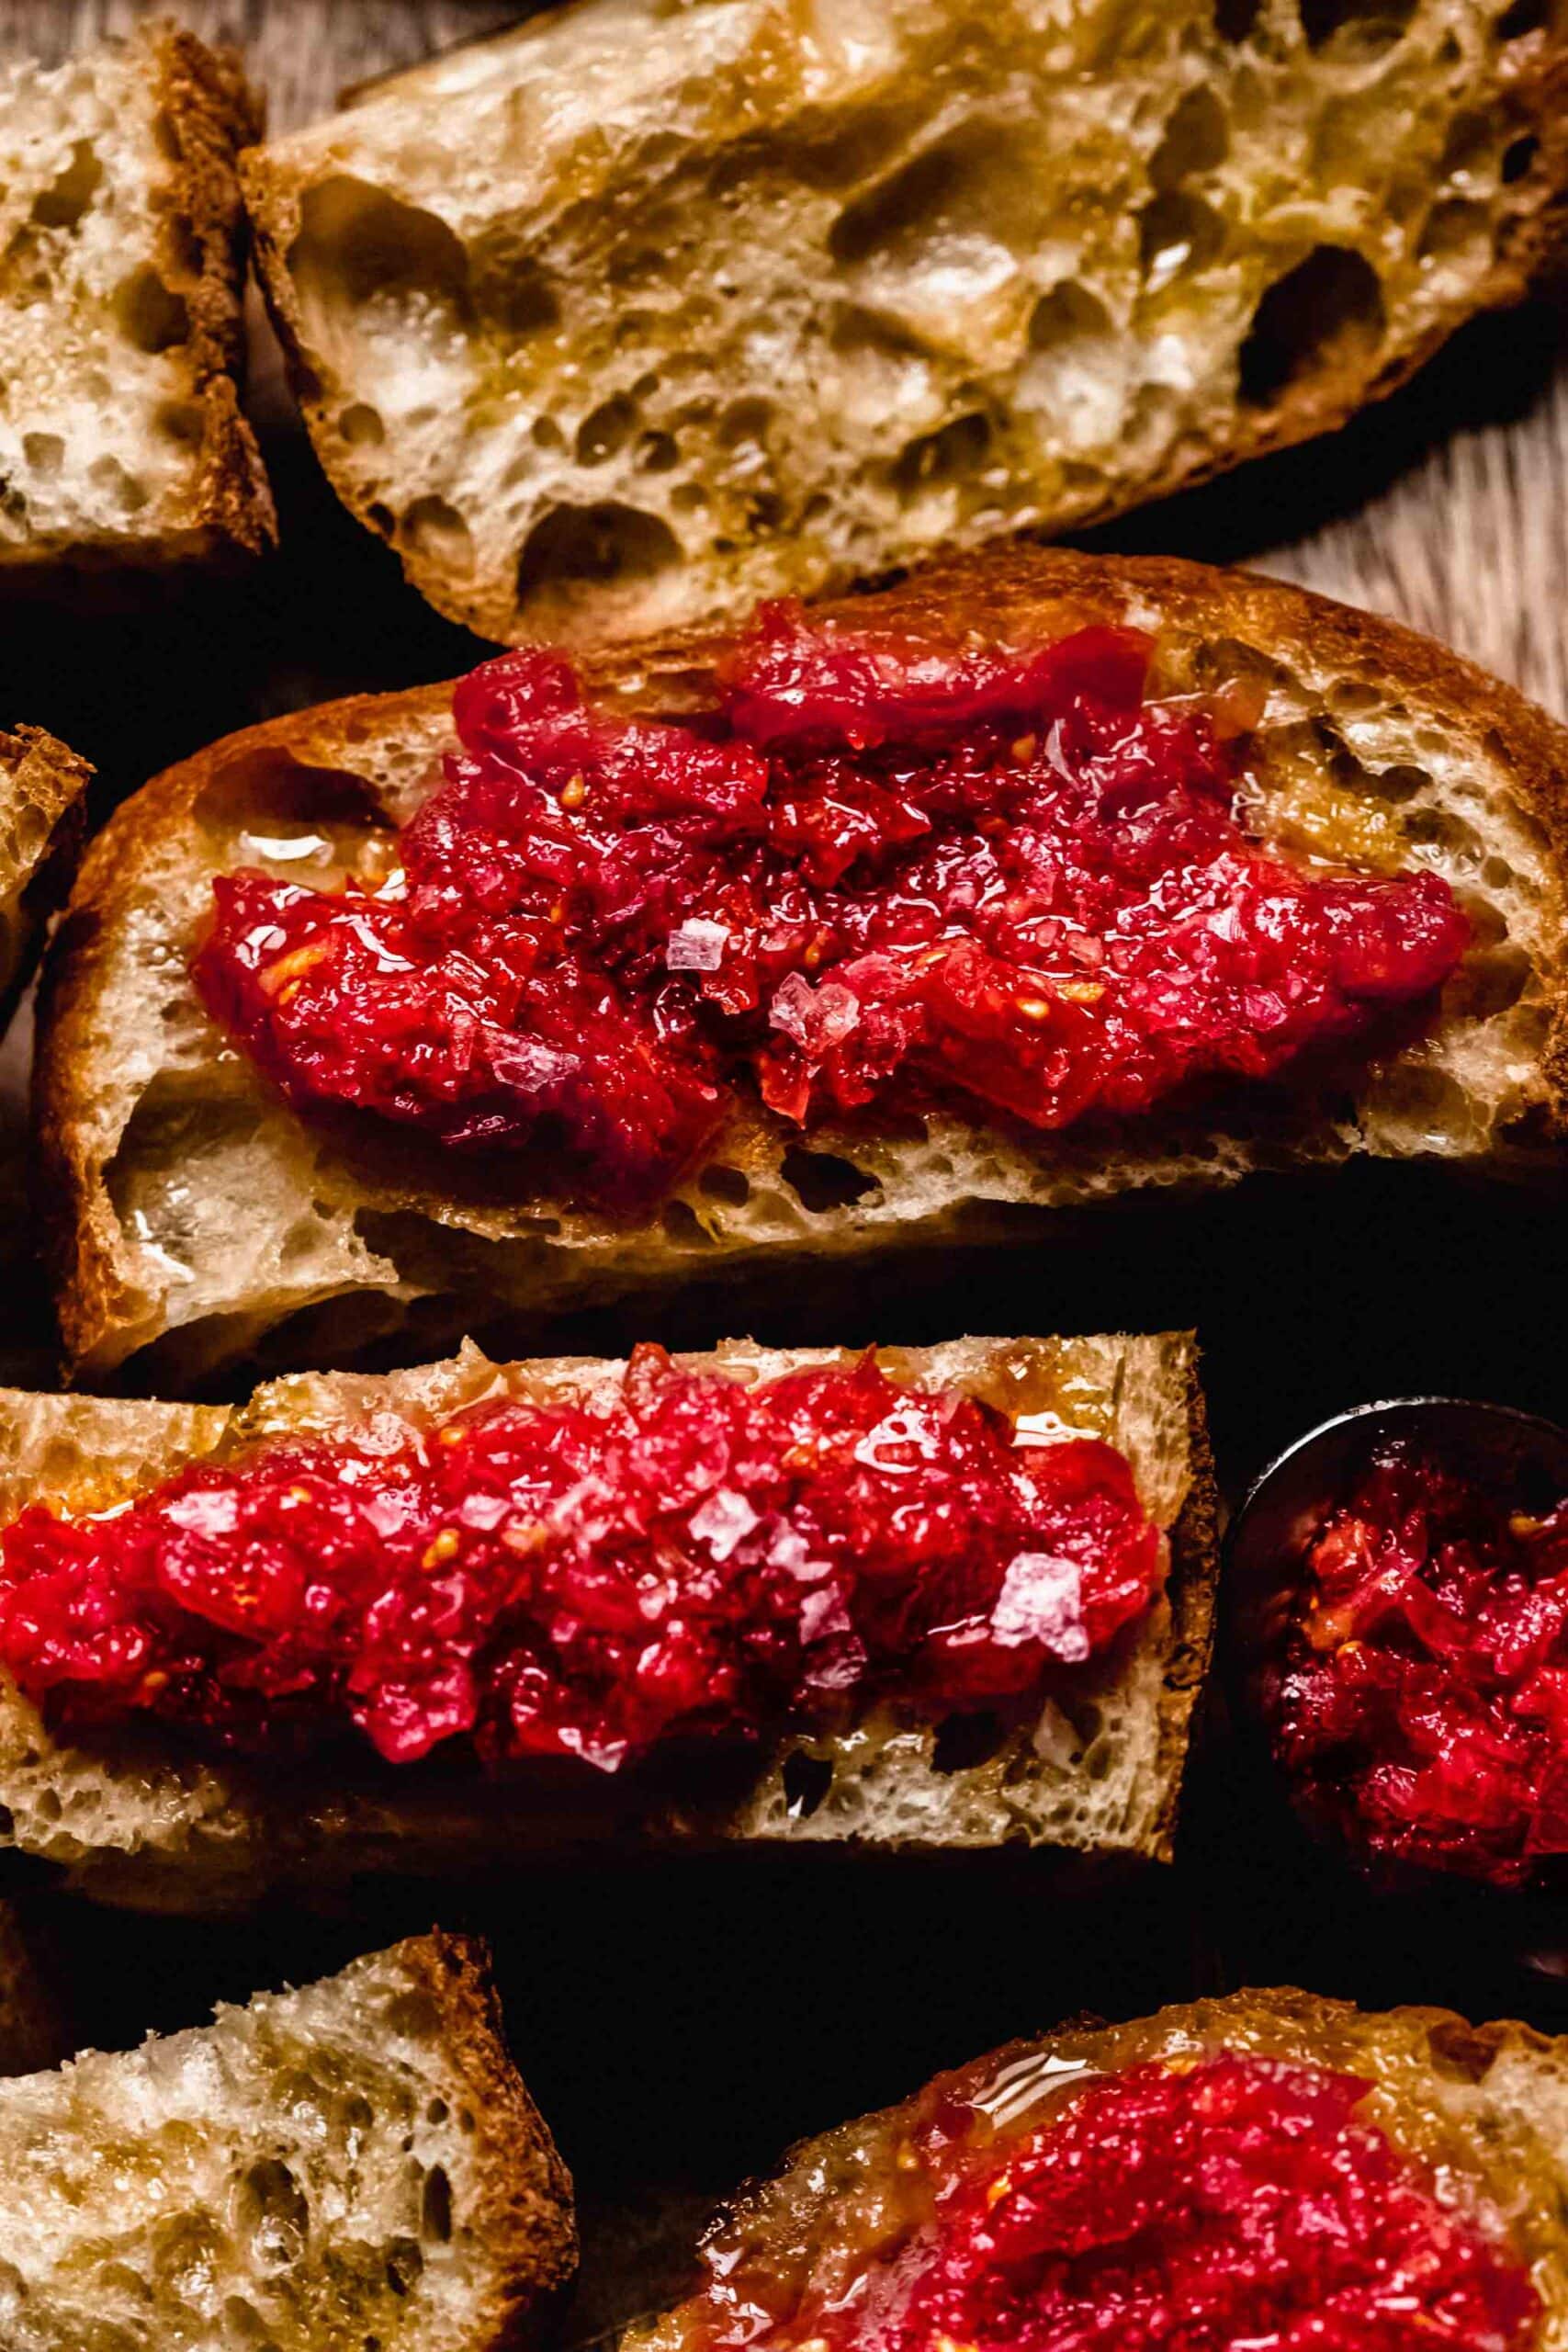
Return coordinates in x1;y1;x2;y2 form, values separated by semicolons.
241;0;1568;645
0;1930;575;2352
0;1329;1213;1909
0;723;90;1021
0;19;274;572
626;1986;1568;2352
34;548;1568;1388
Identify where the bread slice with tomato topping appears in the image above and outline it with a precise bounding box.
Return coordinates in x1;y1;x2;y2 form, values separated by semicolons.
34;548;1568;1390
0;1328;1213;1909
0;1931;576;2352
625;1987;1568;2352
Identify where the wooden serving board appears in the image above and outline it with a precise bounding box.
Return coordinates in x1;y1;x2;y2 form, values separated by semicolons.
0;5;1566;2338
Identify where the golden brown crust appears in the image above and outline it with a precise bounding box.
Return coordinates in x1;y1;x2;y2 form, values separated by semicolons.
408;1931;578;2346
0;721;92;1024
148;21;276;559
35;544;1568;1378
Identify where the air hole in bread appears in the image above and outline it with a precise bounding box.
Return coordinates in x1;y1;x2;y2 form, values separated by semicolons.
637;430;680;473
1440;109;1504;181
1027;278;1112;350
289;175;472;332
30;137;102;229
386;2236;424;2293
195;750;381;836
339;403;385;447
1214;0;1263;33
383;1989;441;2041
1370;763;1431;803
470;242;560;337
21;431;62;475
778;1146;878;1212
718;396;773;454
235;2158;309;2268
1237;244;1385;405
1379;1062;1483;1148
1406;804;1485;865
829;119;1036;273
782;1749;833;1818
892;412;992;500
1151;87;1230;188
1299;0;1416;44
661;1198;714;1245
165;212;205;283
576;394;639;467
152;107;183;164
88;455;148;514
1496;0;1549;31
698;1161;751;1206
1139;191;1225;289
1447;943;1531;1022
115;265;189;355
367;501;395;537
931;1710;1008;1772
514;501;680;617
155;399;206;447
829;301;929;362
421;2166;453;2244
402;493;475;576
1502;133;1540;182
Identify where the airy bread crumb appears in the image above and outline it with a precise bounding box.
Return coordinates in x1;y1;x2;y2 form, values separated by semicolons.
243;0;1568;643
0;18;274;571
0;1931;575;2352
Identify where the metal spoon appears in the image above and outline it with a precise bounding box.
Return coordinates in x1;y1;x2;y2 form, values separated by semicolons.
1225;1396;1568;1724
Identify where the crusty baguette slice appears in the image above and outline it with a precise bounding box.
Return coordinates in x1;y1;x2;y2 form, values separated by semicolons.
0;19;274;571
241;0;1568;645
0;1930;575;2352
0;1329;1214;1910
0;723;90;1021
625;1986;1568;2352
34;548;1568;1388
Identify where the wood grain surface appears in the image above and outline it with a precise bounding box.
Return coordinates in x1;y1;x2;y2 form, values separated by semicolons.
6;0;1567;717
